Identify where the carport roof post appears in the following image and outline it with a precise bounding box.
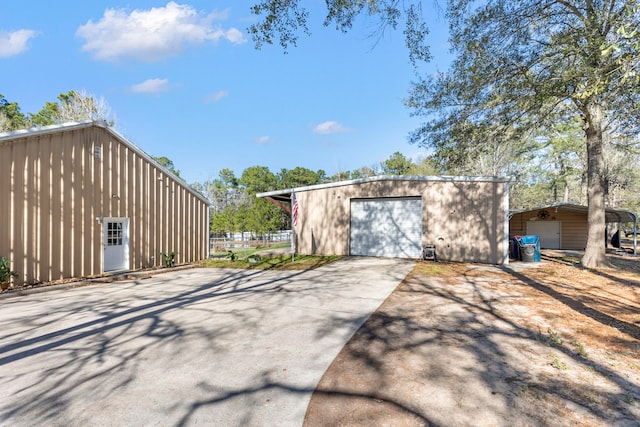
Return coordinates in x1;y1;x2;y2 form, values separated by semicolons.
256;175;514;202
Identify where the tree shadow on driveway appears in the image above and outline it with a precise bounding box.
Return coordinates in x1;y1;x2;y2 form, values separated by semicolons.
304;262;640;426
0;257;417;426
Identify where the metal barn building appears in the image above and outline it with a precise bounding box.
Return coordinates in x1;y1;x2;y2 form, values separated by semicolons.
259;176;511;264
0;121;210;286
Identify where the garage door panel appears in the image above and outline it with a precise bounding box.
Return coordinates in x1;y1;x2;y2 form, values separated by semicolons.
350;198;422;258
527;220;561;249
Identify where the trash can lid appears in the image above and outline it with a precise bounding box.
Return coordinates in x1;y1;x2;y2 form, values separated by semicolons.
519;235;539;244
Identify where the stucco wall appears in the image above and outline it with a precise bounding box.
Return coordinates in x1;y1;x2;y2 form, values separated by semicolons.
293;178;507;264
0;124;209;285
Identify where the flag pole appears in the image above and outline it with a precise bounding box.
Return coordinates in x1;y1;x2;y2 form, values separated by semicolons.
291;192;295;262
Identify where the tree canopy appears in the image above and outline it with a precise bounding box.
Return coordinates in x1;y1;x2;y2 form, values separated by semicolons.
410;0;640;267
153;156;181;178
382;151;413;175
0;90;114;131
0;94;28;131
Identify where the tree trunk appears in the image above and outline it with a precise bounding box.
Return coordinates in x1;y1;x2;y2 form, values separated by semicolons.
581;102;608;268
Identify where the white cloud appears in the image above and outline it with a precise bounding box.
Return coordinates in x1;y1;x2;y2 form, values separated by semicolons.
312;120;350;135
254;136;272;144
204;90;229;103
76;2;246;62
223;28;245;44
131;78;171;94
0;29;37;58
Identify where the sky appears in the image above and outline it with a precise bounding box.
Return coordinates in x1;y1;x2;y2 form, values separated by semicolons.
1;1;452;185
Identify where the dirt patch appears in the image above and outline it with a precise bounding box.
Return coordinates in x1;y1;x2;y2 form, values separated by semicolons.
304;255;640;426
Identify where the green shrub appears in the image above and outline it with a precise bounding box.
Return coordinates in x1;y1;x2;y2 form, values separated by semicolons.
160;252;176;268
0;257;18;289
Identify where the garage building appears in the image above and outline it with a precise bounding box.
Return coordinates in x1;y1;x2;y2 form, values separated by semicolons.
259;175;511;264
0;121;210;286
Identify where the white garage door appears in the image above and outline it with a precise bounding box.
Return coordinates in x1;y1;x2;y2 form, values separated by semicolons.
350;197;423;258
527;220;561;249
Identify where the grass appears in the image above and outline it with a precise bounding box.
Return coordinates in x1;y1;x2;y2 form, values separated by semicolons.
414;263;448;276
199;253;342;271
516;386;529;397
557;256;582;265
572;339;588;358
537;327;564;347
209;243;290;259
551;355;569;370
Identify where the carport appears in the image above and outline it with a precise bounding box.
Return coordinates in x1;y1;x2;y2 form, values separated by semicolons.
509;203;638;255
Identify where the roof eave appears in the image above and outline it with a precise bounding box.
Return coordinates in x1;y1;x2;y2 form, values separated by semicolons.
257;175;514;199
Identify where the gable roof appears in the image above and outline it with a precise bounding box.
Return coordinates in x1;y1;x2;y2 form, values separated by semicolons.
510;202;637;224
0;120;209;205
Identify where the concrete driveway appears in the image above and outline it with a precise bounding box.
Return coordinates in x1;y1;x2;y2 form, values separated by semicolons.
0;257;414;426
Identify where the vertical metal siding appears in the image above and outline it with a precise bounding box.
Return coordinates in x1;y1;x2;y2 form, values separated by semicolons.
293;179;507;264
0;125;209;286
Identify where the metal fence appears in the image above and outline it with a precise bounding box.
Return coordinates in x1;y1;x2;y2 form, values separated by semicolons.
209;231;292;253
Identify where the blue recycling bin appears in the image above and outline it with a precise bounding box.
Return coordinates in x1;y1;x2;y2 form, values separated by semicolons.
517;235;540;262
511;237;521;260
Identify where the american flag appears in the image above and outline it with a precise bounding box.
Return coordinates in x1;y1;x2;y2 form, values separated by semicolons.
292;192;299;228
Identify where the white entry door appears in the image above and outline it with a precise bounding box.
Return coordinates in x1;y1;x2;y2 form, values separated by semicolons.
527;220;561;249
103;218;130;272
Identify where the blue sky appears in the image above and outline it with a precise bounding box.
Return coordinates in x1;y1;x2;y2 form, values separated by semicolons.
1;1;451;184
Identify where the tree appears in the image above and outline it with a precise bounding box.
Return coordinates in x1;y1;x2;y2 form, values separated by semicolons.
539;115;585;204
331;170;353;181
409;155;440;176
154;156;181;178
250;1;640;267
54;90;115;124
0;94;28;131
219;168;239;188
350;166;377;179
602;139;640;209
249;1;429;54
382;151;413;175
210;205;236;235
1;91;116;131
247;198;282;234
207;166;284;237
407;1;640;267
29;101;60;127
239;166;278;195
278;167;326;188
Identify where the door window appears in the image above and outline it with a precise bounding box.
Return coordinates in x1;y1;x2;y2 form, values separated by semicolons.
106;222;123;246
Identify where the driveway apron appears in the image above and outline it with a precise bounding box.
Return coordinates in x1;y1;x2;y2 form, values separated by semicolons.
0;257;415;426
